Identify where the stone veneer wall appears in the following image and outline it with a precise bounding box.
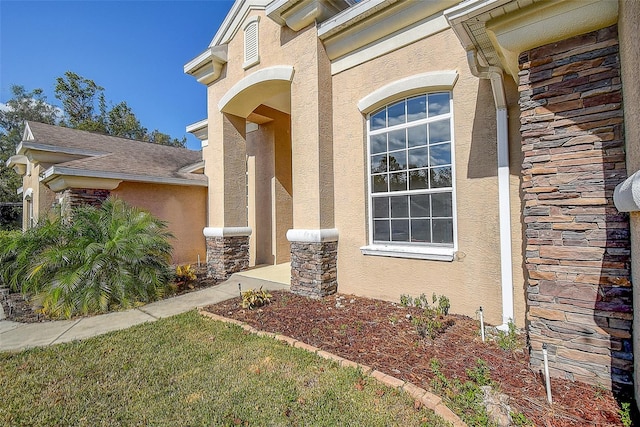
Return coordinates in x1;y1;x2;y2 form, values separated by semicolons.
290;241;338;298
518;25;632;390
205;236;250;281
60;188;111;219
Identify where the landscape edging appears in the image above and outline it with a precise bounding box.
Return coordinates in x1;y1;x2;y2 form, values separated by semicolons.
198;308;467;427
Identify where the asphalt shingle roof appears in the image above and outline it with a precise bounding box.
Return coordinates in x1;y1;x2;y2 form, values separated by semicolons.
24;121;206;185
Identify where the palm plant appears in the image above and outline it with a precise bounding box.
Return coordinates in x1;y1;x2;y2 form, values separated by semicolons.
0;198;175;318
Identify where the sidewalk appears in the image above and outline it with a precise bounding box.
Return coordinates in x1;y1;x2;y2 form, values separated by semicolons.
0;273;289;352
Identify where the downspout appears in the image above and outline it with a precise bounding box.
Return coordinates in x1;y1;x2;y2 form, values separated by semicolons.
467;49;514;329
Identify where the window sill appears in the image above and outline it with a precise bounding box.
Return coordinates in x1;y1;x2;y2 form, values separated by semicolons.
360;244;454;261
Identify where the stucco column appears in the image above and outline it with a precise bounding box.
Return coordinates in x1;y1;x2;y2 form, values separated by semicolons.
204;111;251;280
288;35;338;297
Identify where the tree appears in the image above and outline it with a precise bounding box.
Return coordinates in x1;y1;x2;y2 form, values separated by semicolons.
106;101;147;140
146;129;187;148
0;198;174;318
0;85;60;229
54;71;105;129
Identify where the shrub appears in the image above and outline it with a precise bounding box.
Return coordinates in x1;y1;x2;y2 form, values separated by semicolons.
241;287;272;309
0;198;174;318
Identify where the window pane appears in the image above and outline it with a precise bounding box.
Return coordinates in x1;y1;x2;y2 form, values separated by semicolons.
432;219;453;244
370;109;386;130
388;151;406;171
407;124;427;148
432;193;452;217
408;147;428;168
411;219;431;243
429;143;451;166
374;220;390;241
372;175;388;193
388;100;405;126
429;119;451;144
371;133;387;154
373;197;389;219
391;219;409;242
410;194;430;217
388;129;406;151
407;95;427;122
430;167;452;188
409;169;428;190
371;154;387;174
428;93;450;116
389;172;407;191
390;196;408;218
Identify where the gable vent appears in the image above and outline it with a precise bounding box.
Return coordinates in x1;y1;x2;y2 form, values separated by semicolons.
243;17;260;69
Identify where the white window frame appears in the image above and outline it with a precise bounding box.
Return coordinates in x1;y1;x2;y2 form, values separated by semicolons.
359;79;459;261
243;16;260;69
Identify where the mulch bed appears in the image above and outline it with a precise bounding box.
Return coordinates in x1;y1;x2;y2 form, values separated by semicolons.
204;291;628;427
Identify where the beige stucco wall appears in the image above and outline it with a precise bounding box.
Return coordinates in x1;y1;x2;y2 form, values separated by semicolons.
21;163;56;228
331;28;525;326
618;0;640;407
205;13;334;232
112;182;207;265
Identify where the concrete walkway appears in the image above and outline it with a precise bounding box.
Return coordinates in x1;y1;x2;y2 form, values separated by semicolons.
0;272;289;352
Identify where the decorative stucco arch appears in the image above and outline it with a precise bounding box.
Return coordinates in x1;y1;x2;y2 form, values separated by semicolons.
218;65;295;118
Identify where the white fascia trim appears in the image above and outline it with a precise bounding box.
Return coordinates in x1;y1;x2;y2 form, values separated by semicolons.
17;186;23;195
360;244;454;262
330;14;450;75
186;119;208;133
18;142;105;158
210;0;271;46
318;0;396;37
184;46;228;86
203;227;252;237
358;71;459;114
218;65;295;113
179;161;205;174
614;170;640;212
286;228;339;243
41;166;208;188
23;187;33;201
22;123;34;141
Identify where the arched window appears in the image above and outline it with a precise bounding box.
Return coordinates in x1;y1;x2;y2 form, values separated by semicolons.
368;92;455;248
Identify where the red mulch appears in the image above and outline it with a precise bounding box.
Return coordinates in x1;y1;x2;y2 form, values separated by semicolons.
204;291;627;427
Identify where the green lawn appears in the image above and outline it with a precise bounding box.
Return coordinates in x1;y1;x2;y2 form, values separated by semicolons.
0;311;448;426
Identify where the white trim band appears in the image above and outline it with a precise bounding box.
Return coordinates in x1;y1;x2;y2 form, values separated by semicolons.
614;170;640;212
286;228;339;243
360;244;454;261
358;71;458;114
203;227;253;237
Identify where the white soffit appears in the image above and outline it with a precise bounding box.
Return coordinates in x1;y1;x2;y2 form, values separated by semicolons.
358;71;459;114
184;46;228;86
319;0;457;74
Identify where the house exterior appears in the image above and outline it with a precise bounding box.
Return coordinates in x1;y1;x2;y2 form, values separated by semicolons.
7;121;207;264
185;0;639;395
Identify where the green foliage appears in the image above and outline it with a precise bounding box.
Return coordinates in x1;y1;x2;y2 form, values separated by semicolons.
0;198;174;318
620;402;632;427
0;85;60;230
434;293;450;315
399;294;412;307
465;359;492;387
511;411;534;426
0;312;449;426
496;320;520;351
412;315;444;340
175;264;197;283
241;286;272;310
430;358;493;426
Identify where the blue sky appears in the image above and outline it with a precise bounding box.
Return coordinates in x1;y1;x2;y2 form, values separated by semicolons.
0;0;235;150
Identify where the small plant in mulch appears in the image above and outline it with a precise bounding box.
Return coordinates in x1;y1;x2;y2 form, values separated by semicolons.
173;264;197;292
400;293;453;340
241;287;272;310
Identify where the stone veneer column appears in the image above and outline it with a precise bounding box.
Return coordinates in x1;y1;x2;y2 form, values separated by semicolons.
60;188;111;218
287;229;338;298
518;25;632;390
204;227;251;281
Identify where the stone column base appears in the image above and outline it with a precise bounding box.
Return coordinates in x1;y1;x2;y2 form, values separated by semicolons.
287;229;338;298
204;227;251;281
